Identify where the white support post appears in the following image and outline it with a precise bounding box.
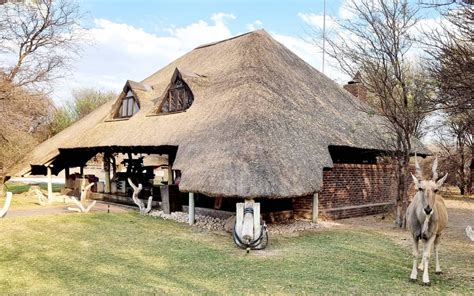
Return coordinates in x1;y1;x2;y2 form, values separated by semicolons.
188;192;195;225
47;166;53;203
312;192;319;223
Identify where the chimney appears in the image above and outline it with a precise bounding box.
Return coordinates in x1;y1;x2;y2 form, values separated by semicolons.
343;71;368;102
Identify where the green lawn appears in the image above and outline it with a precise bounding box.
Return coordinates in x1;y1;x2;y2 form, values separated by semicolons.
0;213;472;295
1;183;65;209
3;182;63;194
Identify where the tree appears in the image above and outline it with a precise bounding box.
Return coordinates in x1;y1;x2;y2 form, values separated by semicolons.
0;0;83;195
48;88;116;135
0;0;82;90
435;113;473;195
317;0;435;227
422;2;473;194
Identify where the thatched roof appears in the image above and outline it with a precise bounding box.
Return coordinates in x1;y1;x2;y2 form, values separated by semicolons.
8;30;428;198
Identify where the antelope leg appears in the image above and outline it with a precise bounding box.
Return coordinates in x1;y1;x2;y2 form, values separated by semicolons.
422;235;436;285
410;236;419;281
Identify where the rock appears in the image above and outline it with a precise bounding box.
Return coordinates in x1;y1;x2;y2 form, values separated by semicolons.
224;216;235;233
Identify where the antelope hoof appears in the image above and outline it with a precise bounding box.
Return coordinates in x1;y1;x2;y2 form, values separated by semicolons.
435;271;443;275
409;278;417;283
422;281;431;287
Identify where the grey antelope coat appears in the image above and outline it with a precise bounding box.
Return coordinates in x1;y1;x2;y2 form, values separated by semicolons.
406;155;448;286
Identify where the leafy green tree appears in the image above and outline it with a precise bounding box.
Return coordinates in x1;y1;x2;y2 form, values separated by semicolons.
49;88;116;135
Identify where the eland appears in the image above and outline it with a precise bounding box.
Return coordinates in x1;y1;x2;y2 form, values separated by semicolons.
406;155;448;286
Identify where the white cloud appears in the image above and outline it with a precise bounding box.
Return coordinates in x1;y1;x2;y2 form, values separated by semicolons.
271;33;350;84
298;13;337;29
50;11;351;105
246;20;263;31
52;13;236;104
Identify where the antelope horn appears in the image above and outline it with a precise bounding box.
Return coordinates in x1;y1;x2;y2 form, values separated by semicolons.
414;153;422;179
432;155;438;181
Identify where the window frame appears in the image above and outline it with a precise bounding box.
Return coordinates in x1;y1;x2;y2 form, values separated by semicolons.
157;77;194;115
116;91;140;119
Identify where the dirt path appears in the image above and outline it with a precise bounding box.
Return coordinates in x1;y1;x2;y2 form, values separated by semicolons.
5;201;132;218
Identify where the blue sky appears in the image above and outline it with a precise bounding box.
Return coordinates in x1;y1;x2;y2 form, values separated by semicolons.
46;0;348;104
27;0;436;104
79;0;341;36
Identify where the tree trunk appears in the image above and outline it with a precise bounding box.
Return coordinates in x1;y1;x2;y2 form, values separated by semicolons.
468;150;473;195
395;136;411;229
458;136;466;196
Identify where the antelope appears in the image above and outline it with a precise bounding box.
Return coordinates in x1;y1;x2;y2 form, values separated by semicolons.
406;155;448;286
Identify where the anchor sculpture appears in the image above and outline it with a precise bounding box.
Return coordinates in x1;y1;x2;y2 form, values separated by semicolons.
233;199;268;251
0;192;12;218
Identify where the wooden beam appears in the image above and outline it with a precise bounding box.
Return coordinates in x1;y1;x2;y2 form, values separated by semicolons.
167;157;173;185
188;192;195;225
312;193;319;223
104;153;111;193
64;167;70;189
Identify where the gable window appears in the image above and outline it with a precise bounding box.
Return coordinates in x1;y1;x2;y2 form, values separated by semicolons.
159;78;194;113
118;91;140;118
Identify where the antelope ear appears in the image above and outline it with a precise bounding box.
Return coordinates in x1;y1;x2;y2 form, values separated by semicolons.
436;173;448;188
410;173;420;187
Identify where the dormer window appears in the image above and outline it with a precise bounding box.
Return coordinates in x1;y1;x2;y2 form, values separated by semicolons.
159;77;194;114
118;91;140;118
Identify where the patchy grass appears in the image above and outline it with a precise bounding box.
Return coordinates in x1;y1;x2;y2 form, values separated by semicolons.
0;213;472;295
0;191;67;210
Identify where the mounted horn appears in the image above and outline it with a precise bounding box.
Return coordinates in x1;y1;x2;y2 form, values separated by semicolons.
414;153;422;180
432;155;439;181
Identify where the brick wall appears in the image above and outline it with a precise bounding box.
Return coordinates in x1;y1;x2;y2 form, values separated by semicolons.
293;164;397;220
343;83;367;102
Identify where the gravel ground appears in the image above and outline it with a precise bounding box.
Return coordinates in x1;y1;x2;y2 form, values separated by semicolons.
149;210;338;235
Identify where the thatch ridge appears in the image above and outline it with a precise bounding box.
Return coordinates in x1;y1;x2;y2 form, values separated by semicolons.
8;30;429;198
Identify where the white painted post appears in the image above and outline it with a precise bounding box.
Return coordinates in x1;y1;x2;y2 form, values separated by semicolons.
188;192;195;225
47;166;53;203
312;193;319;223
